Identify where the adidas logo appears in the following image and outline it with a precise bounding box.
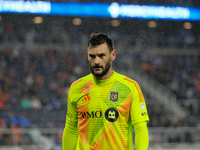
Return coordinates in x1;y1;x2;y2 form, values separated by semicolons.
82;94;91;101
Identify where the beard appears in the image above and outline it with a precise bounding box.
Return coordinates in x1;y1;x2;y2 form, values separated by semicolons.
90;58;111;78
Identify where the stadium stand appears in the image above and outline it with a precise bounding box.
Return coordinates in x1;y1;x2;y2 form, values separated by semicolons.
1;0;200;149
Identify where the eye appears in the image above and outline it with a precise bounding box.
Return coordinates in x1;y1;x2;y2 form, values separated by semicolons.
89;54;95;58
99;54;105;58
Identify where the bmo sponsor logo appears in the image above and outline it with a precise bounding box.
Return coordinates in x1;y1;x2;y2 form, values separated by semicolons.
78;108;119;122
79;111;102;119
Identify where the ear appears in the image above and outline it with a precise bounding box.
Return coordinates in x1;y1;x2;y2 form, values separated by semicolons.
87;48;90;61
111;50;116;61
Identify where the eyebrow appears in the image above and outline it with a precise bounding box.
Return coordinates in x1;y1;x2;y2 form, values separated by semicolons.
89;54;95;57
89;53;106;57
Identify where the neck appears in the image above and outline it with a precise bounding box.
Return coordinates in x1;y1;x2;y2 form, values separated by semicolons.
94;69;113;80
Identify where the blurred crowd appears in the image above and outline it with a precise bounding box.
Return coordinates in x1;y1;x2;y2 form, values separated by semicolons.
139;54;200;116
0;48;87;146
0;14;200;50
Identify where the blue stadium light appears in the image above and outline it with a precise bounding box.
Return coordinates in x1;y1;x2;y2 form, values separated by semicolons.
108;2;190;19
1;0;200;21
0;0;51;14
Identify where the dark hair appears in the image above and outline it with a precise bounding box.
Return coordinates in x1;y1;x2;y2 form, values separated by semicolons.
87;33;114;52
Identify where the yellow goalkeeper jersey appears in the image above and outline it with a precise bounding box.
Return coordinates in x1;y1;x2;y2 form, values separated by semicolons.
64;71;149;150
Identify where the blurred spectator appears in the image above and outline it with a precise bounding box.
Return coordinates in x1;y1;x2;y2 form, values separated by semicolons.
31;96;42;110
46;121;56;128
16;113;30;128
0;119;6;145
25;73;34;87
28;124;43;145
54;129;63;145
0;119;6;128
20;95;31;109
4;112;18;127
0;91;10;110
50;97;62;110
7;123;24;145
168;125;181;143
0;99;5;110
41;97;51;109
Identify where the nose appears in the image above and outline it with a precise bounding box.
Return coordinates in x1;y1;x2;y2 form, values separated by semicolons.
94;57;100;64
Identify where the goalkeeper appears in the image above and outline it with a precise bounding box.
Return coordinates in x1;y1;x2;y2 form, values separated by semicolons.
62;33;149;150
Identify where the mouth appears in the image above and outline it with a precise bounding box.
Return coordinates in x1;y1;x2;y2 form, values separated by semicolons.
93;66;103;71
93;67;102;70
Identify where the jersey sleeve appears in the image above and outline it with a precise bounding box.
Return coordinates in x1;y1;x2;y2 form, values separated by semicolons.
62;85;79;150
134;122;149;150
130;81;149;125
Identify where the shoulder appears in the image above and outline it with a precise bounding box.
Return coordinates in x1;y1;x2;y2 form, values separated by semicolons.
115;71;139;86
114;71;142;94
69;74;93;92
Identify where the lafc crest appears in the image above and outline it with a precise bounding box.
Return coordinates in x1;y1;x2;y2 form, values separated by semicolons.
110;92;118;102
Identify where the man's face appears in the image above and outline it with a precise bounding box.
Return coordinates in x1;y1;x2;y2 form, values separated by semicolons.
88;43;115;78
